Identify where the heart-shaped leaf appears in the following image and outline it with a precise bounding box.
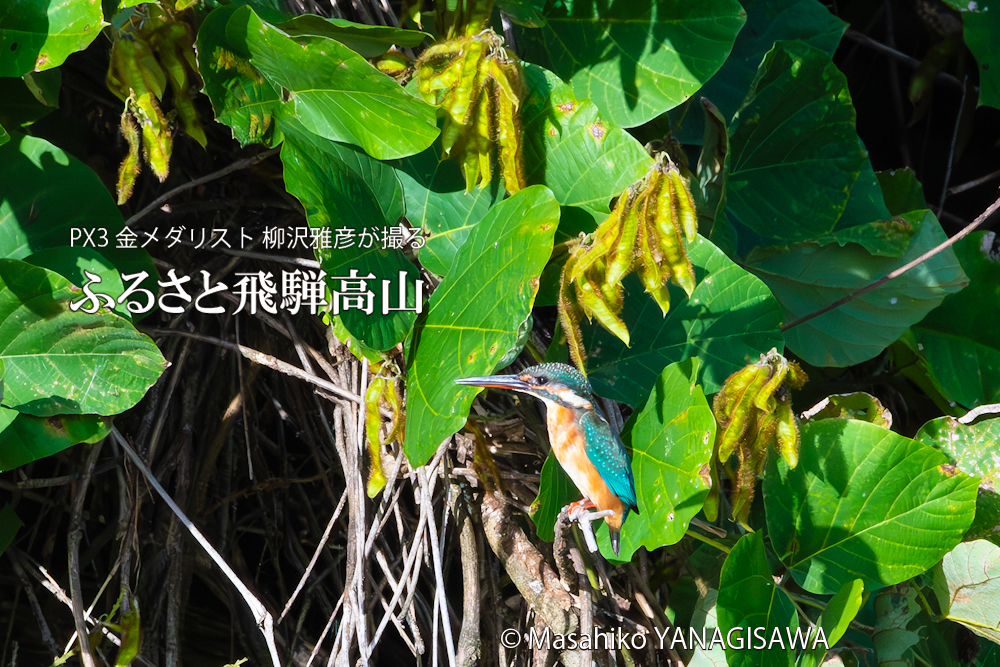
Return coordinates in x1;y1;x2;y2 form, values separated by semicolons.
596;358;715;562
522;64;652;212
520;0;746;128
0;260;166;417
670;0;846;145
765;419;979;595
404;185;559;466
281;123;417;351
391;138;503;277
726;40;868;244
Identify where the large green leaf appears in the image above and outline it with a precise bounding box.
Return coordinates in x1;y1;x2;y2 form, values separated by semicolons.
933;540;1000;644
915;416;1000;541
747;210;967;367
197;5;283;148
403;186;559;466
0;0;105;77
584;235;784;406
391;137;503;277
670;0;846;145
764;419;980;595
909;232;1000;409
726;40;868;243
519;0;746;128
716;531;798;667
276;15;430;58
0;502;21;556
0;260;166;416
522;64;652;212
0;405;112;472
596;359;715;562
942;1;1000;109
281;123;416;351
228;6;439;160
0;133;123;260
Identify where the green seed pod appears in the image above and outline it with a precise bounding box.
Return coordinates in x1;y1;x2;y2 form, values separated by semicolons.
116;112;142;205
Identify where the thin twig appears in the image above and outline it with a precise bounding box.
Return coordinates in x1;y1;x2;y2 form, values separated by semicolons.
280;489;348;622
6;550;59;656
111;428;282;667
68;442;104;667
125;148;281;226
949;167;1000;195
938;76;969;212
842;30;964;89
782;193;1000;332
141;328;363;404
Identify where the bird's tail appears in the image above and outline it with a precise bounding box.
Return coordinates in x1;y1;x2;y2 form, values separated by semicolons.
610;529;622;556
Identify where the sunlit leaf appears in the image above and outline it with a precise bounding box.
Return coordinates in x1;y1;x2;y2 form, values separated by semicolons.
404;186;558;466
519;0;746;128
765;419;979;595
0;260;166;417
933;540;1000;644
915;416;1000;542
596;359;715;562
717;531;798;667
522;64;652;212
228;6;439;159
0;0;106;77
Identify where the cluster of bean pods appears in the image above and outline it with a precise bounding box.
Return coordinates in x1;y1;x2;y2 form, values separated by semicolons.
706;349;808;526
416;30;525;194
558;155;698;368
106;5;205;203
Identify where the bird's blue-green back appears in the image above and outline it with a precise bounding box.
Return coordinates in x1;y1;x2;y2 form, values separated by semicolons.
579;409;639;514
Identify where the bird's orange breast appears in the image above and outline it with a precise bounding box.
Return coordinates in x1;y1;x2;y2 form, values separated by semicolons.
546;404;625;529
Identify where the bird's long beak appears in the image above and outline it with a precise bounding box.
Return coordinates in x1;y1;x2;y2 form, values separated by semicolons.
454;374;531;392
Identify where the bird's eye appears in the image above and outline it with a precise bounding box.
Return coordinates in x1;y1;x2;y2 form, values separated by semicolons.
534;376;548;385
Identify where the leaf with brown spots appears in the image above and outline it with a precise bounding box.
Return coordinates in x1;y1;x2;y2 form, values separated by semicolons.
0;0;106;77
404;185;559;466
0;406;112;472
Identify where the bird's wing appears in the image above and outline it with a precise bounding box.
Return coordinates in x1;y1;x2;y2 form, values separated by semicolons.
579;409;639;512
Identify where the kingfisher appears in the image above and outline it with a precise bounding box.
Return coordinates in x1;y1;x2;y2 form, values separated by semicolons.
456;363;639;555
